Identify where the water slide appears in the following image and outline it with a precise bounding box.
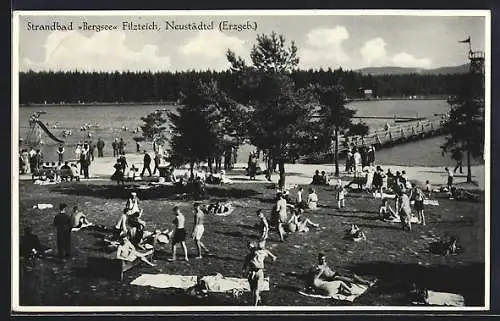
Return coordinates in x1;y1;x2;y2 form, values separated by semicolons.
36;120;65;144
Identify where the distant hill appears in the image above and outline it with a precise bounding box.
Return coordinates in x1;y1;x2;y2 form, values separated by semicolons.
357;63;469;76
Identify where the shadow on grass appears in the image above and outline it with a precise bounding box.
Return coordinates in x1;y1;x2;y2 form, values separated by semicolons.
50;184;261;201
348;261;484;306
215;230;255;239
330;213;379;220
354;223;402;230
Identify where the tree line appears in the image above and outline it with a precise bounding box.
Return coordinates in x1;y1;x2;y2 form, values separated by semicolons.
19;68;464;105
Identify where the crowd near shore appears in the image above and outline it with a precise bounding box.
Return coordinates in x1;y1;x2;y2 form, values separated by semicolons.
18;131;484;306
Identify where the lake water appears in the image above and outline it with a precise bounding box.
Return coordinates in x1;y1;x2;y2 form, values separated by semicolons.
17;100;483;167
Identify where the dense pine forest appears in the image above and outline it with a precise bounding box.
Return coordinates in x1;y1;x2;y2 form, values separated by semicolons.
19;69;463;105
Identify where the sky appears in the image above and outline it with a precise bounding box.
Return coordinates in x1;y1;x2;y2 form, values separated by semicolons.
16;13;486;72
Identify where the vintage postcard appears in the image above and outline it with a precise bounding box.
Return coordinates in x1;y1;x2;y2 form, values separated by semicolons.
11;10;490;312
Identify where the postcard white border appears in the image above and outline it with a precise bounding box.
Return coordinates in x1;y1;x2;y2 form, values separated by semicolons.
11;9;491;313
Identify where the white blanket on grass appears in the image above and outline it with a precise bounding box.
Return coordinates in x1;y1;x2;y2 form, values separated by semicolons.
33;203;54;209
199;273;269;292
373;192;396;199
412;291;465;307
384;215;419;224
131;273;269;292
423;199;439;206
34;180;59;185
298;280;375;302
131;274;198;289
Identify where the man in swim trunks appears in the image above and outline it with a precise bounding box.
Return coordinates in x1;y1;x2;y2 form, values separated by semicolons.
191;203;210;259
116;235;155;267
170;206;189;261
242;241;277;306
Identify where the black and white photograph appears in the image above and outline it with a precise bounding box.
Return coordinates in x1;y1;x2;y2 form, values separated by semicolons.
12;10;490;312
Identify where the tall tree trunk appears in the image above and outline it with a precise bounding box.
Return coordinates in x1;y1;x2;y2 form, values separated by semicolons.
208;157;213;173
467;149;472;183
334;127;340;177
278;158;285;188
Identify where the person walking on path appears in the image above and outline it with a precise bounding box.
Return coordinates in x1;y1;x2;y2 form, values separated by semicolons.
169;206;189;261
97;138;105;157
53;203;72;261
112;139;118;157
119;138;126;155
191;203;210;259
153;151;161;176
89;141;95;162
57;144;65;164
141;150;152;177
453;150;463;174
445;167;454;191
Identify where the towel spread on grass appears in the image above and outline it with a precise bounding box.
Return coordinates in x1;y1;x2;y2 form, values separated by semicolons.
34;180;59;185
423;199;439;206
130;273;269;292
298;280;375;302
384;215;420;224
33;203;54;210
412;291;465;307
373;192;396;199
131;274;198;289
199;273;270;292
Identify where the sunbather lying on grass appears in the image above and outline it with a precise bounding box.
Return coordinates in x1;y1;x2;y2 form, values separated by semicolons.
307;253;371;293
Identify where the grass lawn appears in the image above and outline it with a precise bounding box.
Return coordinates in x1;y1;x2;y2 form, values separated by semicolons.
17;178;485;307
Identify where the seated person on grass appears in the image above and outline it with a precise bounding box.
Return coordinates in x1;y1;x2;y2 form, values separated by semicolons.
70;205;93;230
287;208;319;233
115;208;145;237
70;163;80;181
207;201;233;214
307;253;371;292
311;170;322;185
116;235;156;267
345;224;366;241
448;187;480;202
126;165;139;181
20;227;51;258
142;228;171;247
379;198;398;221
320;171;328;185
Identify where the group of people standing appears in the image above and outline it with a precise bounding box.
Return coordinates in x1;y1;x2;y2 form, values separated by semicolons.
345;145;376;177
74;142;95;179
112;138;127;157
113;192;210;262
19;148;43;174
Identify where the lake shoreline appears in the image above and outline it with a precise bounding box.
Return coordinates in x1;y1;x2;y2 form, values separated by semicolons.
19;96;448;108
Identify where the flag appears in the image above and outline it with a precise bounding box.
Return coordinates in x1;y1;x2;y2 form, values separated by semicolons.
459;37;471;43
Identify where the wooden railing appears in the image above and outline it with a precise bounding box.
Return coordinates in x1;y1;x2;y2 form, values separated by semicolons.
340;115;448;150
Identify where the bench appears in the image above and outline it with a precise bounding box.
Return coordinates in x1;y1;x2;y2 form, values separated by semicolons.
87;251;154;281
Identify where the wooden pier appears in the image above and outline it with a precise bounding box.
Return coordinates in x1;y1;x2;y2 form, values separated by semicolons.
340;115;448;151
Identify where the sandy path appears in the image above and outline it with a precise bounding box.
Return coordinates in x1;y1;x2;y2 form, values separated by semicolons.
18;152;485;190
